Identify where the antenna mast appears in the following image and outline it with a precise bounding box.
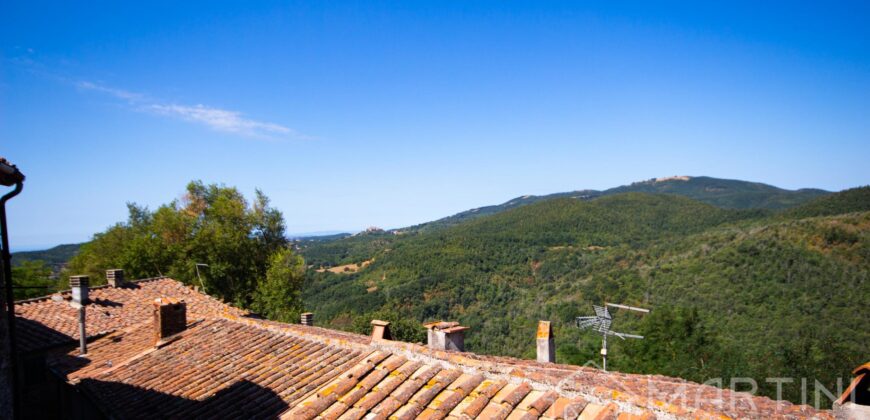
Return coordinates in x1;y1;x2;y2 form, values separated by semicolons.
575;302;649;371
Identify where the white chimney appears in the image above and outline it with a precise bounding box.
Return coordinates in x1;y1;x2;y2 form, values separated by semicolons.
69;275;89;305
536;321;555;363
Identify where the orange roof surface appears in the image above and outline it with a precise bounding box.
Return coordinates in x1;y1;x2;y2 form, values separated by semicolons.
45;312;831;419
15;276;833;419
14;277;246;352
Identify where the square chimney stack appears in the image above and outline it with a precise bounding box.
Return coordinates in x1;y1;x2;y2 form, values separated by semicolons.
370;320;392;340
106;269;125;287
300;312;314;326
69;275;89;305
153;298;187;345
424;321;469;352
536;320;555;363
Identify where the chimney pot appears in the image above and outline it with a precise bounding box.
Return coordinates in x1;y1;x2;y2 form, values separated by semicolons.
69;275;89;305
536;321;555;363
106;269;125;287
300;312;314;326
424;321;468;352
153;297;187;345
370;320;392;340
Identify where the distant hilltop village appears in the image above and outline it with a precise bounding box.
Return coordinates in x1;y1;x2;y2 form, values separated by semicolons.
654;175;691;182
637;175;692;184
355;226;385;236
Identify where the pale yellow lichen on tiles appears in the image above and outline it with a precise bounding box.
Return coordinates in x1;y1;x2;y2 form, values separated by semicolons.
477;379;495;390
665;403;687;416
319;383;339;397
430;391;451;408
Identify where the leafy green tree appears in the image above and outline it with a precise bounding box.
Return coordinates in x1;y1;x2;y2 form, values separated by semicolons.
348;308;427;344
11;260;55;300
65;181;303;314
251;248;305;322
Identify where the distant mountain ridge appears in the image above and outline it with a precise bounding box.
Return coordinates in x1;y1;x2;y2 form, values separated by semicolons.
13;176;833;264
405;175;830;232
11;243;82;269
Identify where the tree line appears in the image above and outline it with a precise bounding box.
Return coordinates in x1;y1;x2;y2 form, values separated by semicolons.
15;181;305;322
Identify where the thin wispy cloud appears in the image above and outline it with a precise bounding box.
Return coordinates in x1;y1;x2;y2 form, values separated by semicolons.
76;81;145;102
149;104;298;138
8;55;307;140
76;80;304;140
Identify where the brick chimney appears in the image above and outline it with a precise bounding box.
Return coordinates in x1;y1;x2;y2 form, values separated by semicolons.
536;320;555;363
69;275;89;305
106;269;125;287
370;320;392;340
300;312;314;326
153;298;186;345
424;321;469;352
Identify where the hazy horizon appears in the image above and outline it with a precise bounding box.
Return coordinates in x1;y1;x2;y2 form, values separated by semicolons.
7;174;861;252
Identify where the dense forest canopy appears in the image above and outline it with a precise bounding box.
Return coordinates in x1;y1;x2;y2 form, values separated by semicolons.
300;187;870;404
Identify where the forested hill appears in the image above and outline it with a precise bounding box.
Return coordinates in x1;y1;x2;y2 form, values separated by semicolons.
299;176;831;267
11;243;82;269
14;176;829;270
403;175;829;232
300;187;870;404
778;185;870;218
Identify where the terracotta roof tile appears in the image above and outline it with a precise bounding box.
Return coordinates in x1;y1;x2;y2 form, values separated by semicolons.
447;379;508;418
576;403;616;420
542;396;589;420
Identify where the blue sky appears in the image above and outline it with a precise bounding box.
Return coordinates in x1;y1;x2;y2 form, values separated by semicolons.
2;1;869;250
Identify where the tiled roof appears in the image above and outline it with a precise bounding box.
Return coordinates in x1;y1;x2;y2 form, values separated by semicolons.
46;313;832;419
14;277;246;352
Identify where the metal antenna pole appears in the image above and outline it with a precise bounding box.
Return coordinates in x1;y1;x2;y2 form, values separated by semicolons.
576;301;649;373
195;263;208;292
77;305;87;355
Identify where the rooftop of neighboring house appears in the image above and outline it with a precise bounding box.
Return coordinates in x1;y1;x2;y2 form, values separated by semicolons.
13;275;246;352
15;274;835;419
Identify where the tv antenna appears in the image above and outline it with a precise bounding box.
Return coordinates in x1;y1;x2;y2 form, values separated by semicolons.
576;302;649;371
194;263;209;292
